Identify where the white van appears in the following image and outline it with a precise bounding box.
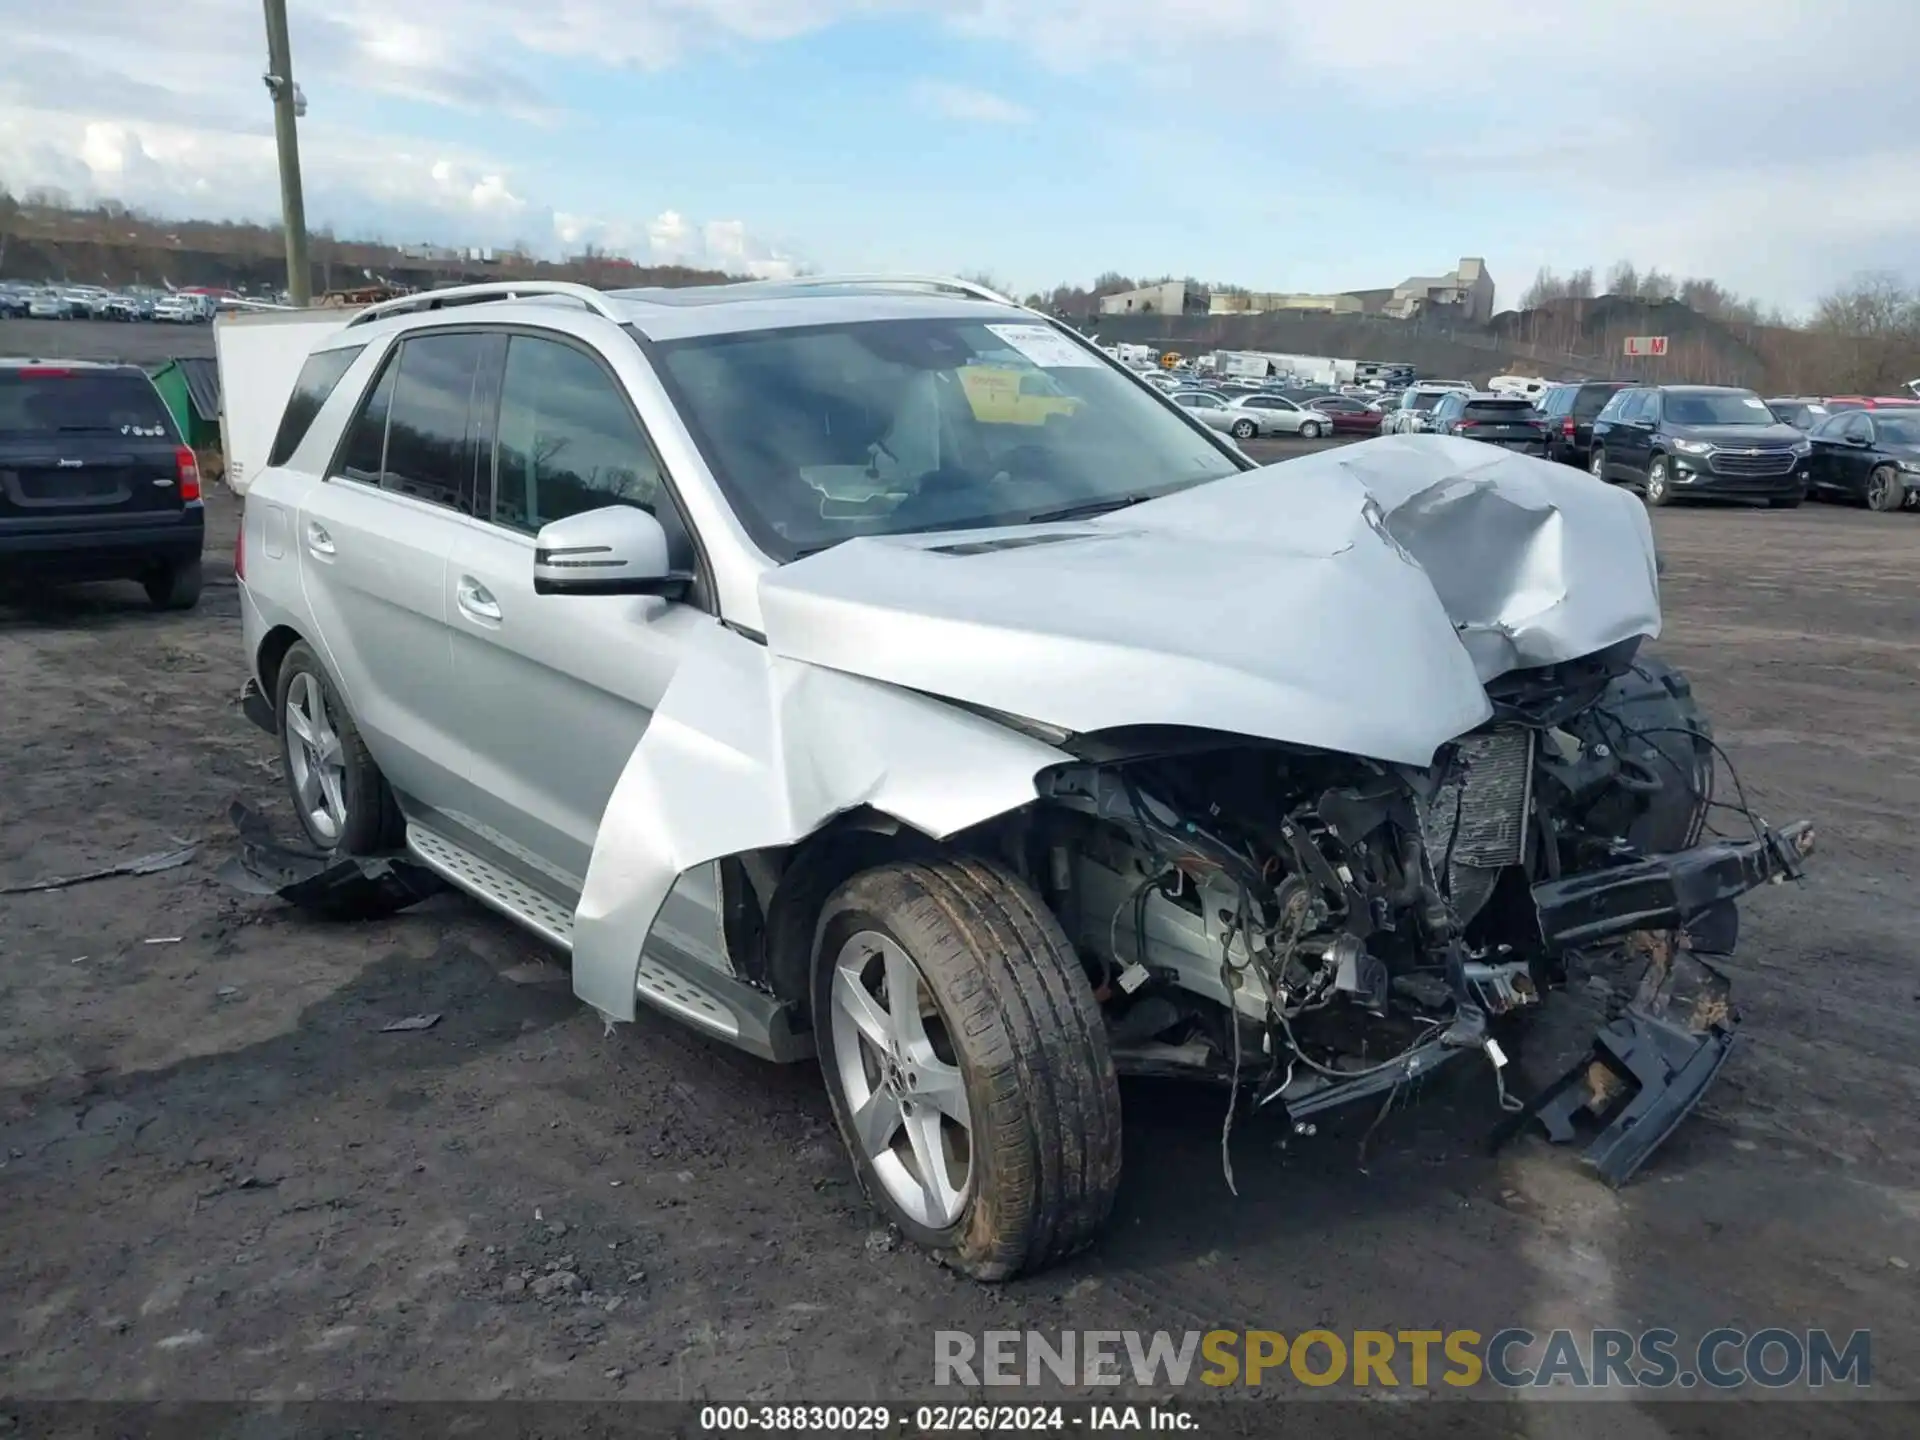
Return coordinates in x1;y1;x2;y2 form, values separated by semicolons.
1489;375;1550;402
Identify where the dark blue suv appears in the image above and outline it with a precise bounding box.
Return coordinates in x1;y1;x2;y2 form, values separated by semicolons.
0;360;205;608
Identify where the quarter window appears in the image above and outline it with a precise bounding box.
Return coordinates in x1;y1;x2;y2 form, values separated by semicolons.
269;345;363;467
490;335;666;534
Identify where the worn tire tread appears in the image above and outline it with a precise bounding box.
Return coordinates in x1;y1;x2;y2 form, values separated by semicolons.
817;856;1121;1281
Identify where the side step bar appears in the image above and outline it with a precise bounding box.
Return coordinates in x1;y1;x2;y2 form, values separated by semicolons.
404;825;812;1063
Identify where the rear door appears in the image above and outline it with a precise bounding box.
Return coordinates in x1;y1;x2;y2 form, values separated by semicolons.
0;367;188;535
297;331;483;815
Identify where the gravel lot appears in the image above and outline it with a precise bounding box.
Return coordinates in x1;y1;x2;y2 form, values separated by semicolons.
1;433;1915;1421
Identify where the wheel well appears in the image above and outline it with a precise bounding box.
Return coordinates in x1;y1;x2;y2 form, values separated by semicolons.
255;625;305;702
743;811;948;1025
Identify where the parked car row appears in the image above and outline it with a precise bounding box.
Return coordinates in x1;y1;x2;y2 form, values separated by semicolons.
0;281;218;323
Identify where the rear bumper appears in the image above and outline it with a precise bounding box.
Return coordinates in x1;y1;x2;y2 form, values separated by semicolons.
0;508;204;580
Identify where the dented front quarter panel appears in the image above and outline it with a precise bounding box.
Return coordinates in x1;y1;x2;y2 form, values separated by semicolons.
570;623;1069;1020
575;436;1667;1022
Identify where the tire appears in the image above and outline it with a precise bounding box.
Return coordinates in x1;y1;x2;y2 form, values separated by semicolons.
1643;455;1673;506
1230;419;1257;440
1866;465;1907;513
1589;448;1608;481
273;641;403;855
812;856;1122;1282
143;556;203;611
1300;420;1323;440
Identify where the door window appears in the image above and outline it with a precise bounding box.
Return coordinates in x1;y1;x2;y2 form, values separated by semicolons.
383;333;487;511
336;350;397;485
1841;413;1873;444
490;335;667;534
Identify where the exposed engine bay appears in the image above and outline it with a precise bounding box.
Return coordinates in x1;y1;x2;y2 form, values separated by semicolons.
996;639;1814;1185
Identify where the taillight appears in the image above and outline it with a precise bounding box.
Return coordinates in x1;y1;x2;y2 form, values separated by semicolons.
1562;416;1576;438
18;366;72;377
175;445;201;503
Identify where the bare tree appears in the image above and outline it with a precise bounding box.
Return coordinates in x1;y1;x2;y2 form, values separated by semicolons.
1605;259;1639;297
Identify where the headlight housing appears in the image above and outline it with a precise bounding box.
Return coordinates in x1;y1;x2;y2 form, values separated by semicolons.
1898;458;1920;475
1672;438;1716;456
1792;439;1813;456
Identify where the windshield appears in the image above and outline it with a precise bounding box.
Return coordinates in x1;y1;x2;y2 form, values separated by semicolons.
650;317;1245;558
1876;414;1920;445
1768;401;1825;427
1408;392;1445;411
0;371;176;437
1664;391;1776;426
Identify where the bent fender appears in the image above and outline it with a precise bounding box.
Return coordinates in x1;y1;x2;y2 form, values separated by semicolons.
570;623;1067;1021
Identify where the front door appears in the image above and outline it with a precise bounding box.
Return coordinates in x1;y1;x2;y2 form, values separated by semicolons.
441;329;712;892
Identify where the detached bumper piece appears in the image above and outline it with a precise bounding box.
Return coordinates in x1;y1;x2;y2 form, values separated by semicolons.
1494;819;1815;1186
1530;819;1815;952
218;800;444;918
1492;934;1737;1186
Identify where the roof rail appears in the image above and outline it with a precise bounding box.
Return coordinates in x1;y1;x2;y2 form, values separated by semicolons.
344;281;625;329
767;274;1022;308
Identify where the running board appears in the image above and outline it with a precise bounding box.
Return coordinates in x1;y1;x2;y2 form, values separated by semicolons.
404;825;813;1063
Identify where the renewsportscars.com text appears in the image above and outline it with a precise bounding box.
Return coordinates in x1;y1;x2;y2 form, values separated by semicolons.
934;1328;1872;1391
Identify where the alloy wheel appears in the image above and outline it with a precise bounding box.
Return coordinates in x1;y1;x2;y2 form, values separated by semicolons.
284;671;349;845
828;931;974;1229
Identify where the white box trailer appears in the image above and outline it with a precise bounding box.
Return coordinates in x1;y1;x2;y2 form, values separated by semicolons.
213;307;361;494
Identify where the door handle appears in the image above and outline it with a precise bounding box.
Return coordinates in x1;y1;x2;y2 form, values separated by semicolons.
304;520;335;557
456;576;502;623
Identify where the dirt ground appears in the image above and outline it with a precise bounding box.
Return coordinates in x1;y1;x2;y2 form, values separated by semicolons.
2;457;1916;1422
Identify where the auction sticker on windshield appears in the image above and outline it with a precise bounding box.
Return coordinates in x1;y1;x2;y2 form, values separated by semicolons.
985;323;1103;368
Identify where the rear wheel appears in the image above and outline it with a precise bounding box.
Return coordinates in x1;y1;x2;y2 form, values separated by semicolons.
1300;419;1323;440
1643;456;1674;506
274;642;402;855
813;856;1122;1281
143;556;203;611
1866;465;1907;513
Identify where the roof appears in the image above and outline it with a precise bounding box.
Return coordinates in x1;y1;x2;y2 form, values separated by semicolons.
170;357;221;422
327;276;1034;348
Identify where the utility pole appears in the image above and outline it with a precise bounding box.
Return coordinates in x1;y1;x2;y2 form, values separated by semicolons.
262;0;311;305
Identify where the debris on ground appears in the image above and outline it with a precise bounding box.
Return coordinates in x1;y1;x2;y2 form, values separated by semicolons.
379;1013;441;1033
0;843;197;895
218;800;444;917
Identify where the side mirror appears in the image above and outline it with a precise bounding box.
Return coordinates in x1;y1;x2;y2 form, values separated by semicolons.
532;505;692;599
1846;434;1871;447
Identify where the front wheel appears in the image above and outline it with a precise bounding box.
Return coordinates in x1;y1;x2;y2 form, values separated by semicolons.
1644;456;1674;506
1866;465;1907;513
1230;419;1257;440
1299;420;1323;439
813;857;1122;1281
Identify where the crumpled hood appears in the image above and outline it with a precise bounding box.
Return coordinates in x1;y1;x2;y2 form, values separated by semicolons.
757;435;1662;767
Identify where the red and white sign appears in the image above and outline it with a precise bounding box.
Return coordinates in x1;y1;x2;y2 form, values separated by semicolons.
1624;335;1670;357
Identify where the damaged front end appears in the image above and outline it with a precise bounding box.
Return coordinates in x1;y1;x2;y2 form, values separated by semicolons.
1013;641;1811;1184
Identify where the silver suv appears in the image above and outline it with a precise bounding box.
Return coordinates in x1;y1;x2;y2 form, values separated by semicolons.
232;278;1811;1279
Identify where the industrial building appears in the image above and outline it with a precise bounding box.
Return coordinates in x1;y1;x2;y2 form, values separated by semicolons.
1096;281;1208;316
1382;258;1495;324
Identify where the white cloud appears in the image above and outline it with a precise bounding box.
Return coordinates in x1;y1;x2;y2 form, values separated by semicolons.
0;0;799;274
1;0;1914;307
913;81;1031;125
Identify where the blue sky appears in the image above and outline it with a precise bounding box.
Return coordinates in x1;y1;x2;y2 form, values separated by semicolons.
3;1;1916;314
